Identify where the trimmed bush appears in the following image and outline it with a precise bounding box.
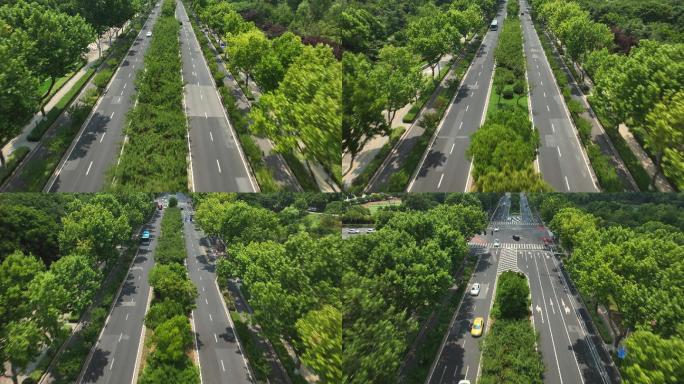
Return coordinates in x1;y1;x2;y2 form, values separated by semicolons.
502;88;514;99
93;68;113;90
0;146;30;185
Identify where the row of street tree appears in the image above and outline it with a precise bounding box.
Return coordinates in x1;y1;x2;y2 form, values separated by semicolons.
194;194;342;382
534;0;683;191
532;194;684;383
0;193;153;383
343;199;486;382
191;0;341;185
343;0;496;177
0;0;146;165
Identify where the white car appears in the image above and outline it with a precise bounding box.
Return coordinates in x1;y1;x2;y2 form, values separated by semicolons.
494;227;499;232
493;239;500;248
366;228;375;232
146;31;152;37
348;228;359;234
458;380;471;384
470;283;481;296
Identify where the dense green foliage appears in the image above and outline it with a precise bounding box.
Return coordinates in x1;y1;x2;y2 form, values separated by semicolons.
112;0;187;191
531;194;684;383
481;271;543;383
343;203;486;382
575;0;684;44
195;194;341;382
0;193;152;383
141;205;200;384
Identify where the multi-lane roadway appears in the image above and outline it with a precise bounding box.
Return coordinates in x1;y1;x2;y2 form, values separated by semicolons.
396;3;508;193
520;0;598;192
427;194;617;383
178;193;253;384
48;4;162;192
78;201;161;384
176;1;258;192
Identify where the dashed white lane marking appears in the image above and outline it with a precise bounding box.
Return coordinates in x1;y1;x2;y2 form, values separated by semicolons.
209;131;213;142
86;161;93;175
205;298;208;305
557;147;562;158
565;176;570;191
221;360;225;372
450;143;455;154
459;121;464;130
551;123;555;132
466;104;470;112
125;313;129;321
216;159;221;173
547;104;550;112
100;132;106;143
119;332;123;341
109;358;115;370
123;83;126;89
204;112;207;119
209;313;213;322
110;112;115;119
214;333;218;343
438;173;444;189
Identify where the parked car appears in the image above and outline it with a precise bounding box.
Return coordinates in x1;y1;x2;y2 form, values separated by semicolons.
470;283;481;296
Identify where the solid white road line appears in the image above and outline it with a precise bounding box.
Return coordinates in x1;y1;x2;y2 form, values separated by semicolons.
100;132;106;143
216;159;221;173
438;173;444;189
86;161;93;176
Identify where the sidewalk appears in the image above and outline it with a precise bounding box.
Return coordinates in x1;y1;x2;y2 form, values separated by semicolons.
1;28;123;162
342;54;454;189
618;124;674;192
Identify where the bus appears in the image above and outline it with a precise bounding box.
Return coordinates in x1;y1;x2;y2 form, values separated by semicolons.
490;19;498;30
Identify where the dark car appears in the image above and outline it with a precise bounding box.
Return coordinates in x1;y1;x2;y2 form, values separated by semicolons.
512;234;520;241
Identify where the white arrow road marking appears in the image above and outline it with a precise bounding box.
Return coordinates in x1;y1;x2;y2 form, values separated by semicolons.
536;305;543;323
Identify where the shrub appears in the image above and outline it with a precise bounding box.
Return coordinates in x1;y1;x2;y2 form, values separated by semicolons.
513;81;525;95
576;117;592;143
0;146;30;185
93;68;113;90
168;196;177;207
568;99;584;115
502;88;514;99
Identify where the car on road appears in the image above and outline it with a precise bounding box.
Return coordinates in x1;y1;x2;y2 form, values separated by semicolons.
146;31;152;37
458;381;471;384
512;234;520;241
470;283;481;296
366;228;375;233
471;317;484;337
493;239;500;247
494;227;499;232
348;228;359;234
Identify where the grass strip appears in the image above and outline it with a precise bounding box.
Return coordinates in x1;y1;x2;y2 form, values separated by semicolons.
110;2;187;192
0;146;30;185
403;63;452;124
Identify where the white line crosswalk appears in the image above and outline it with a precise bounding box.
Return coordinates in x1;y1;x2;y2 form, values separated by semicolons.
468;242;547;250
497;248;520;274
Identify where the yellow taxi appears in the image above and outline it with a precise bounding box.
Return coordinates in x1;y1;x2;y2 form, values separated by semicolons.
471;317;484;337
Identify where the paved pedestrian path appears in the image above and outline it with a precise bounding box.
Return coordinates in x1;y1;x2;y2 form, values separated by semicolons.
618;124;674;192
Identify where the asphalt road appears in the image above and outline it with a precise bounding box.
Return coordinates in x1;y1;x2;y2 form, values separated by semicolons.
426;195;510;384
79;203;161;384
519;1;598;192
177;193;253;384
405;2;508;193
427;194;616;384
48;4;162;192
176;1;258;192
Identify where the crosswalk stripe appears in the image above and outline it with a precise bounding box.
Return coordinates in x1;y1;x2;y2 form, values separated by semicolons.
468;242;547;250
